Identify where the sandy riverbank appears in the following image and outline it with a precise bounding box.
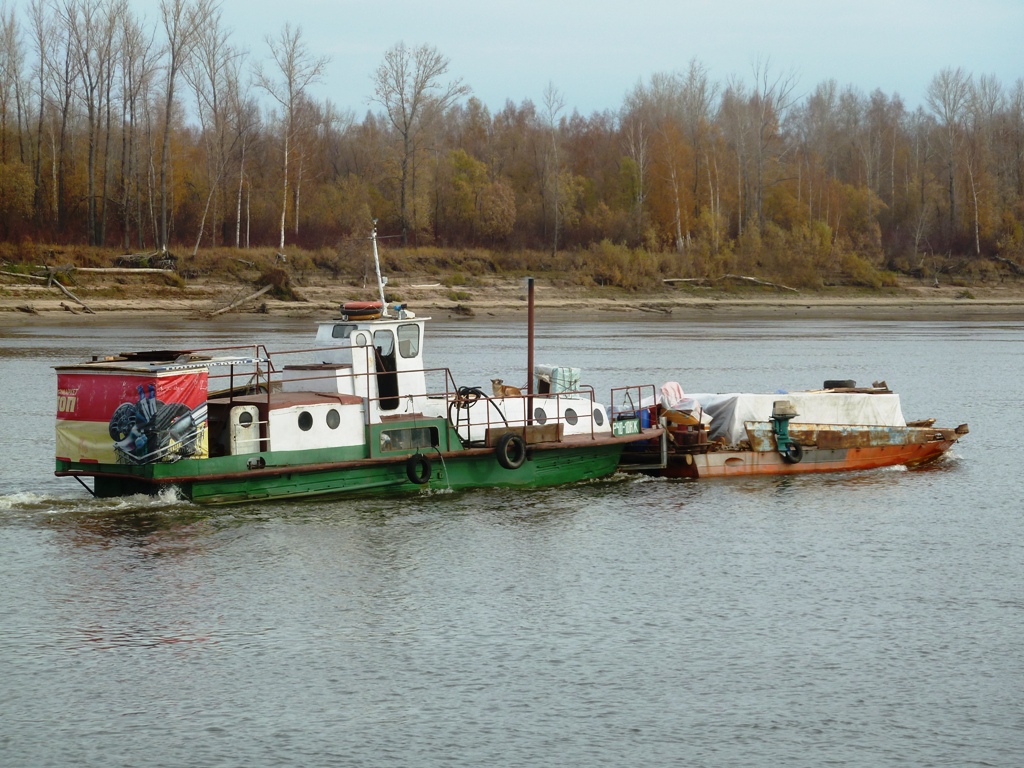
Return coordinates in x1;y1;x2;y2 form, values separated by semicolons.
3;272;1024;326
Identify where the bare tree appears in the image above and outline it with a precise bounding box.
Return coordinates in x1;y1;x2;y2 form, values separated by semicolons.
372;41;469;245
679;59;719;220
750;56;799;230
225;57;257;248
790;79;837;222
62;0;121;245
926;66;971;240
0;2;24;164
719;77;754;236
1008;78;1024;201
255;22;328;250
157;0;214;252
622;117;649;240
904;106;938;257
26;0;51;217
962;74;1003;256
541;81;564;256
50;3;80;230
184;7;243;253
117;8;154;249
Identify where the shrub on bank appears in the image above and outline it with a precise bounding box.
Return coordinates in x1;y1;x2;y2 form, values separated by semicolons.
2;241;1021;299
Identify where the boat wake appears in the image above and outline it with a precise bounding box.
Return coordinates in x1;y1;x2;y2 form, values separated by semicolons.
420;486;456;496
610;471;670;484
0;486;192;515
0;491;56;511
911;450;963;472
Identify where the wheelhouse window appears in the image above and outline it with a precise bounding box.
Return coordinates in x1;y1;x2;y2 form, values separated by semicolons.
397;324;420;359
373;329;399;410
373;329;394;356
323;324;358;366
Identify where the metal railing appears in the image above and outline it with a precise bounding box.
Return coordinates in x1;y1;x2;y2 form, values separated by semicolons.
609;384;659;426
443;386;602;446
144;341;656;453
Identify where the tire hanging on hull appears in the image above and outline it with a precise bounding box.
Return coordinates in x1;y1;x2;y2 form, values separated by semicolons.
406;453;432;484
495;433;527;470
781;441;804;464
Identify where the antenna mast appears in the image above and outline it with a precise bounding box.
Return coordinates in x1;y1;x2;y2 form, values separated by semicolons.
371;220;389;317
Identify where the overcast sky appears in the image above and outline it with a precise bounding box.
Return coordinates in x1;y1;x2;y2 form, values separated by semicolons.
207;0;1023;116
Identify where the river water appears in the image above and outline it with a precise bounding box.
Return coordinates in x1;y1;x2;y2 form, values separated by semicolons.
1;315;1022;767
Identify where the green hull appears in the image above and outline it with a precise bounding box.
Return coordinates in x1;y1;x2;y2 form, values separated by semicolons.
57;442;624;505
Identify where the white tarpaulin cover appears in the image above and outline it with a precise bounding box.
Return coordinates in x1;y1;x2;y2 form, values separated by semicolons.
535;364;581;394
687;392;906;446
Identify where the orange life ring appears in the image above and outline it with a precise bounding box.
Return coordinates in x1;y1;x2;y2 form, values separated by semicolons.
341;300;383;320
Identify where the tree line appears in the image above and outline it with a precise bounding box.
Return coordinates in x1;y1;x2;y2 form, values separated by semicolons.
1;0;1023;287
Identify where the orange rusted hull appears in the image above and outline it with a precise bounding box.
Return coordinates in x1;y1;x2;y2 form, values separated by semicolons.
658;437;958;479
621;422;967;479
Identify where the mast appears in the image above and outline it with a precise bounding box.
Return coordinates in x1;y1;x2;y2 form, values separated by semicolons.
527;276;535;395
371;220;389;317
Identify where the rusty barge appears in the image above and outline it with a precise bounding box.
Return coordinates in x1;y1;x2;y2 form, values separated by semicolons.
618;381;968;479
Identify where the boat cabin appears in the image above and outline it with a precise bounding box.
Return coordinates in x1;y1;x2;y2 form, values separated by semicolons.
284;307;429;419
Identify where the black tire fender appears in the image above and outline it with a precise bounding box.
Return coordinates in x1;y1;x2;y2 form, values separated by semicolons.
406;453;432;484
496;433;527;470
781;441;804;464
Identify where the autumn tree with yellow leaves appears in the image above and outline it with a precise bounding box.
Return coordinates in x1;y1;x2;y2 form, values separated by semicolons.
1;1;1023;289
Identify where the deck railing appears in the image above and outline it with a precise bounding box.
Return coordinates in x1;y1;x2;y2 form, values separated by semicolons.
155;342;652;452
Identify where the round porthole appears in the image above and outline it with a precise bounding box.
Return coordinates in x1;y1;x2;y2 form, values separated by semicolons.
326;409;340;429
534;407;547;425
298;411;313;431
353;332;368;347
593;408;604;426
565;408;579;426
238;411;253;427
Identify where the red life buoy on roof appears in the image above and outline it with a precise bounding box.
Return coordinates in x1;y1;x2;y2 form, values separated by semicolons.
341;300;383;320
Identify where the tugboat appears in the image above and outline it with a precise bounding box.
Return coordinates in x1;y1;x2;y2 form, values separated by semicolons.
54;227;663;504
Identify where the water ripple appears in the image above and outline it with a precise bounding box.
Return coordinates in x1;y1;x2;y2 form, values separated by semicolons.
1;319;1020;767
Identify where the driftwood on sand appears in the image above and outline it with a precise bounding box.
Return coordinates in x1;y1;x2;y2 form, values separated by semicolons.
48;276;95;313
75;267;175;274
0;269;47;281
993;255;1024;275
636;303;672;314
209;283;274;317
663;275;799;293
1;267;95;312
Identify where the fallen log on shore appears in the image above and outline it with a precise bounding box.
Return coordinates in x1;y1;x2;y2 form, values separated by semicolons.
663;275;799;293
209;283;274;317
49;277;95;313
2;268;96;312
75;267;176;274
